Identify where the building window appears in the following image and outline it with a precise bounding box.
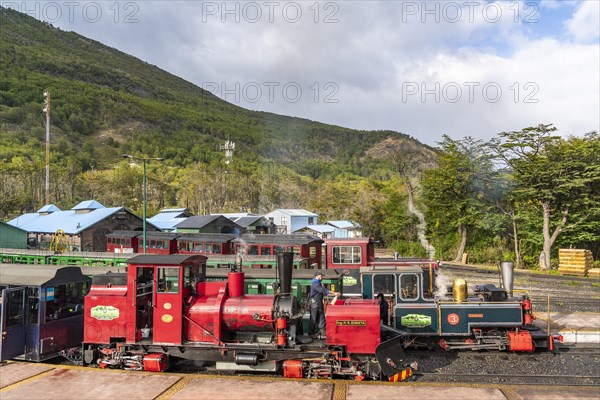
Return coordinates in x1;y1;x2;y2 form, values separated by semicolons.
281;217;288;226
332;246;362;264
308;217;314;224
287;246;300;255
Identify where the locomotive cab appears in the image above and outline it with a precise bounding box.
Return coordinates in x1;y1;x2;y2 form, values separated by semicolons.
84;255;206;347
128;255;204;344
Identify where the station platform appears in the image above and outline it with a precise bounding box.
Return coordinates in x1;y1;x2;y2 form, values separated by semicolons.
534;312;600;344
1;362;598;400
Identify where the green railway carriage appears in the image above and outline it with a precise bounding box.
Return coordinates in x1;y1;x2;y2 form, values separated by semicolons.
205;267;343;304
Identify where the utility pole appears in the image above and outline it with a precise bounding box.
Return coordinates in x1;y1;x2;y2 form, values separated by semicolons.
43;91;51;205
220;140;235;164
122;154;165;253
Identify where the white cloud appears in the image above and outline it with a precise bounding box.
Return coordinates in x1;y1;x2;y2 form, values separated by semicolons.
565;1;600;41
540;0;572;10
39;1;600;146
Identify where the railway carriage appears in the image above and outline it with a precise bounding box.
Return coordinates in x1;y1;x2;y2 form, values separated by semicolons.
0;265;100;362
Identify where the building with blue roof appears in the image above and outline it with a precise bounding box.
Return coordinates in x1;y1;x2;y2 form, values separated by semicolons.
6;200;157;251
148;208;192;232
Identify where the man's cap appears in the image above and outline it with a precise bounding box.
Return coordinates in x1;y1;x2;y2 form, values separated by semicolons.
314;270;324;277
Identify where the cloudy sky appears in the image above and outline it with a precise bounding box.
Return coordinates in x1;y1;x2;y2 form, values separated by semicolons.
9;0;600;145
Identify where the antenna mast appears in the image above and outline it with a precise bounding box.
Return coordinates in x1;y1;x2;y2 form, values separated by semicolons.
220;140;235;164
43;90;51;205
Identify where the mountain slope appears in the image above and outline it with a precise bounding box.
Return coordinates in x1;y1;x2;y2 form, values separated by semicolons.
0;7;435;166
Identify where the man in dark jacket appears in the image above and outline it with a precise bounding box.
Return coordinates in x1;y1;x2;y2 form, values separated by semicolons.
377;293;389;326
308;271;339;338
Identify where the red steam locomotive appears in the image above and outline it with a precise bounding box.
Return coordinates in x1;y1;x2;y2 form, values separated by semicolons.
82;253;405;380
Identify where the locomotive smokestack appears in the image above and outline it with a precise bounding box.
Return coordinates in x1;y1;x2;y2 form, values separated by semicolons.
277;252;294;298
500;261;514;297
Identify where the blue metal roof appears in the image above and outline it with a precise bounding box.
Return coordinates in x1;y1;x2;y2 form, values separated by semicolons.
147;209;190;231
8;206;127;234
326;220;360;229
37;204;61;213
159;208;188;213
147;218;188;231
71;200;105;210
294;224;335;234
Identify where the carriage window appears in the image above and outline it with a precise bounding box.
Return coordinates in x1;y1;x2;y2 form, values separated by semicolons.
373;274;395;296
400;274;418;300
157;268;180;293
204;243;211;253
332;246;362;264
261;246;271;255
213;244;221;253
309;246;317;257
7;289;25;327
274;245;285;254
45;282;86;321
247;245;259;255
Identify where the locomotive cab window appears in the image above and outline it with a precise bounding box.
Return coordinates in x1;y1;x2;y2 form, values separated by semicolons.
373;274;395;296
157;268;180;293
399;274;419;300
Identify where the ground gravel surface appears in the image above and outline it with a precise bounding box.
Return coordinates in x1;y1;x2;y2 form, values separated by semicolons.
408;349;600;385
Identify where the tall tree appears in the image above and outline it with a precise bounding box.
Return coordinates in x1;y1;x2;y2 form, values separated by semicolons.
490;125;600;270
422;135;496;262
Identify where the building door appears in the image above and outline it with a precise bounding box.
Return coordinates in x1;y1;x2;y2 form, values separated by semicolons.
0;287;27;361
93;228;109;251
